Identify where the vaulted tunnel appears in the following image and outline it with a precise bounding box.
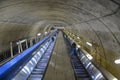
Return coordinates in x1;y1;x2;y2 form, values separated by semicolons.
0;0;120;79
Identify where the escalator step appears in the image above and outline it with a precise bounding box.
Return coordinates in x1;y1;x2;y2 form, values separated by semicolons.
33;68;44;72
74;69;86;72
77;74;90;78
36;66;46;70
29;75;42;80
70;54;91;80
37;63;47;67
77;77;91;80
32;71;43;74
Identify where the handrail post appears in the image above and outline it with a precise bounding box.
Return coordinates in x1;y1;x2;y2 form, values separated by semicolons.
10;42;13;58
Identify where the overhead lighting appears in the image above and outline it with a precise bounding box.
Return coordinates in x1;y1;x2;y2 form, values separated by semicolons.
77;45;80;48
86;42;92;46
77;37;80;39
113;78;118;80
37;33;41;36
115;59;120;64
45;32;47;34
86;54;93;60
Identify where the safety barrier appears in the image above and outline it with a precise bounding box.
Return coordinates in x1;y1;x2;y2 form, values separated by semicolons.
0;31;58;80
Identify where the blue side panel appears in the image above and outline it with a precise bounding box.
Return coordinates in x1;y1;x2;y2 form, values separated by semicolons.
0;31;57;80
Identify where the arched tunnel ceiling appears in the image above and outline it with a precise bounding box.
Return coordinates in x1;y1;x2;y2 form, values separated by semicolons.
0;0;120;79
0;0;118;24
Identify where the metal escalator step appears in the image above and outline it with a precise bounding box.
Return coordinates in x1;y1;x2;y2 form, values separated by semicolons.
29;75;42;80
40;60;48;62
74;69;86;72
73;61;82;64
77;77;91;80
70;54;91;80
74;67;84;69
36;66;46;70
76;71;86;74
77;74;90;78
44;55;50;57
33;68;44;72
74;65;83;68
37;63;47;67
32;71;44;75
76;69;86;71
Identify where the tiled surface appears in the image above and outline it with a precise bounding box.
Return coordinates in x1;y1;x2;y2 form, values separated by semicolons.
44;32;75;80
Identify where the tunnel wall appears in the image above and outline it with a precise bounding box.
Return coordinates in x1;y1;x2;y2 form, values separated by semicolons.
0;0;120;79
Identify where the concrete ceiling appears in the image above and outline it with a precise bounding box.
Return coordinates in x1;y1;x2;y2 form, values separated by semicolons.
0;0;120;79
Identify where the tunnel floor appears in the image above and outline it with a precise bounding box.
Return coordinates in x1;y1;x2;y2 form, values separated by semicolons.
43;31;75;80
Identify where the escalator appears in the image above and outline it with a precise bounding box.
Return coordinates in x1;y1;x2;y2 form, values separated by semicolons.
27;39;55;80
63;35;91;80
63;31;107;80
71;55;91;80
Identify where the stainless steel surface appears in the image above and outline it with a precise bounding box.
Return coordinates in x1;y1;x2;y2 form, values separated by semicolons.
12;41;50;80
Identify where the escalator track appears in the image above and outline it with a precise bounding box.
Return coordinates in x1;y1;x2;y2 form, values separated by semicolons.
27;39;56;80
71;55;92;80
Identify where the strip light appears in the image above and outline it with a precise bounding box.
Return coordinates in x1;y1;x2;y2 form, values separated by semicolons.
77;37;80;39
37;33;41;36
77;45;81;48
115;59;120;64
113;78;118;80
45;32;47;34
86;42;92;46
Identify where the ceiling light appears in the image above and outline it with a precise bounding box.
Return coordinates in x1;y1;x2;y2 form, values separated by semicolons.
115;59;120;64
77;37;80;39
113;78;118;80
77;45;80;48
86;42;92;46
45;32;47;34
37;33;41;36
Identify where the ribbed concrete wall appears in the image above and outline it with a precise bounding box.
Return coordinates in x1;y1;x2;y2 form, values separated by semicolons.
0;0;120;79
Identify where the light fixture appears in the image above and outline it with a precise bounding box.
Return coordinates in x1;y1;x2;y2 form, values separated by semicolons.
37;33;41;36
114;59;120;64
86;54;93;60
77;37;80;39
86;42;92;46
45;32;47;34
113;78;118;80
77;45;81;48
